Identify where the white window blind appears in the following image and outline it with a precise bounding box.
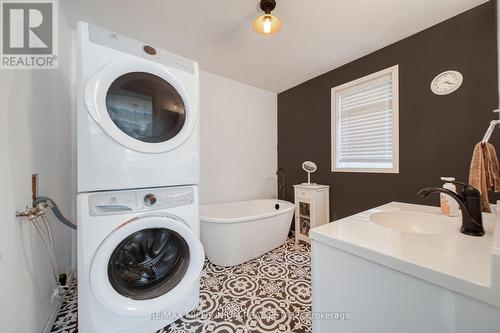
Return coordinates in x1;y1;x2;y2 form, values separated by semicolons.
332;65;399;173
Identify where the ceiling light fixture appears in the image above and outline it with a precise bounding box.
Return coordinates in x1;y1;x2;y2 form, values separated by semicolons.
253;0;281;35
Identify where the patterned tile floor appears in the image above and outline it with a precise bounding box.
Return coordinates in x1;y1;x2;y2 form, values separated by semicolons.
51;239;311;333
51;278;78;333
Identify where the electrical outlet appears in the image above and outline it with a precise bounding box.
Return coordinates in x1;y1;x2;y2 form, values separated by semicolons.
32;174;39;202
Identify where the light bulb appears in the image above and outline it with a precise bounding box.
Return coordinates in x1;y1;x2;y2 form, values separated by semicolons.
252;13;281;35
263;16;272;34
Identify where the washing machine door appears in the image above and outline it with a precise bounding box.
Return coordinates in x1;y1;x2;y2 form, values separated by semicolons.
90;213;204;316
85;60;196;153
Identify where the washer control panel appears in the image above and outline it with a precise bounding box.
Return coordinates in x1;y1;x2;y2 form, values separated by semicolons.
89;186;195;216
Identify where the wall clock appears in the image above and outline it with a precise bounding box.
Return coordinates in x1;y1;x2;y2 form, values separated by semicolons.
430;70;463;95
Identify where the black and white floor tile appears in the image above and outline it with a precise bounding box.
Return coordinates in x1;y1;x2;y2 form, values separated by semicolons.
51;278;78;333
51;239;311;333
160;239;312;333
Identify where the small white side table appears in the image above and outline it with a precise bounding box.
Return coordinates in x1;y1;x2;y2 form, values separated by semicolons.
293;184;330;244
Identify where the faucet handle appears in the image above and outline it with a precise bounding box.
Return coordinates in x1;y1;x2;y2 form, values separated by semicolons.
445;180;479;196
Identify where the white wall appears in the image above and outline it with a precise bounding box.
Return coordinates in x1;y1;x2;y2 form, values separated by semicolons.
0;3;74;332
200;71;277;204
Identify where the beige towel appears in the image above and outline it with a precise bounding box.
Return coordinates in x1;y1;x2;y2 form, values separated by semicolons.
469;142;500;213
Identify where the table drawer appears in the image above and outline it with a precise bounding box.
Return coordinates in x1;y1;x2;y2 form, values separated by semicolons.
295;189;313;201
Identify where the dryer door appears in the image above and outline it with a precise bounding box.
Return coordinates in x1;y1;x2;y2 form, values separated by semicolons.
90;213;204;316
85;60;196;153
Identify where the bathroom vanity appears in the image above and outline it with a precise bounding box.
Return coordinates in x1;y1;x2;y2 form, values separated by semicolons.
310;202;500;333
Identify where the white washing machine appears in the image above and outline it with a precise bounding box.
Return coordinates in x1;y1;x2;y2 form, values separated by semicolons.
76;22;199;192
77;185;205;333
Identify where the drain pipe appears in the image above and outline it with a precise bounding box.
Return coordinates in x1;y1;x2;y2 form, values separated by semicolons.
33;196;77;229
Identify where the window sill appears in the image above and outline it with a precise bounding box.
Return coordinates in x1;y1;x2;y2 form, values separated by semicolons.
331;167;399;174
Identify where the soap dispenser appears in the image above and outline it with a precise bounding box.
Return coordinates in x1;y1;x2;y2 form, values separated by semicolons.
440;177;459;217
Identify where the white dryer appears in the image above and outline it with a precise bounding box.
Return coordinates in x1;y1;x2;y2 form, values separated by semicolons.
77;185;204;333
76;22;199;192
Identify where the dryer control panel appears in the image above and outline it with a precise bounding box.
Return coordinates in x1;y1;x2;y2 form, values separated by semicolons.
88;24;195;74
89;186;195;216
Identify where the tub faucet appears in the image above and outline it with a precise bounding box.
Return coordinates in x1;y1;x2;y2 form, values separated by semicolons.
276;168;286;200
417;181;484;237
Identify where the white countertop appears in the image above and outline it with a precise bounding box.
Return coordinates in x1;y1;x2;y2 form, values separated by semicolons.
310;202;500;308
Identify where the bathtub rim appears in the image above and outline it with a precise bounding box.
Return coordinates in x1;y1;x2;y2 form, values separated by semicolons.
200;199;295;224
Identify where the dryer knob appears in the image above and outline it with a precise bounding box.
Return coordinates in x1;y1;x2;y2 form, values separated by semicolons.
143;194;157;207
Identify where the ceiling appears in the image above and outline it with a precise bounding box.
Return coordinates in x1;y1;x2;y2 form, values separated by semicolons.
62;0;489;93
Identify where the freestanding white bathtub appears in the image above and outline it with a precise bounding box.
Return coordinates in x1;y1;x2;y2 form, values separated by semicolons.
200;199;295;266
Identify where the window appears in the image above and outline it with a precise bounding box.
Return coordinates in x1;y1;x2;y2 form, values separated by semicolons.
331;65;399;173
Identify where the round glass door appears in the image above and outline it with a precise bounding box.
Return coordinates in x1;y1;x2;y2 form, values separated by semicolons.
90;214;204;315
105;72;186;143
107;228;190;300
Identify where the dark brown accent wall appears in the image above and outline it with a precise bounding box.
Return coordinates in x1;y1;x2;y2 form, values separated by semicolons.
278;1;499;220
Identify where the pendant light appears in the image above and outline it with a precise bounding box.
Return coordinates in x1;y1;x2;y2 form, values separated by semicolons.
253;0;281;35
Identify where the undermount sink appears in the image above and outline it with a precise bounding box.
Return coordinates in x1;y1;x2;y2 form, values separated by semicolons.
369;211;458;234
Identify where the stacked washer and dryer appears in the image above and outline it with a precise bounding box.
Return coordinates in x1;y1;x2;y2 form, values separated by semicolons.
76;22;204;333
